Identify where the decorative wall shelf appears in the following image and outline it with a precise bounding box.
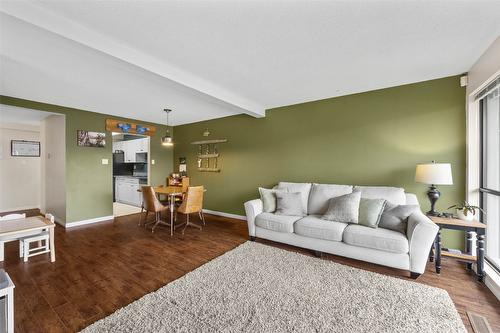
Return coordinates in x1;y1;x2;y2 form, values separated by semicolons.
190;139;228;145
190;138;227;172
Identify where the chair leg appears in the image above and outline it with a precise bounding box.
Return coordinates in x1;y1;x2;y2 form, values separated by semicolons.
23;241;28;262
152;212;160;233
138;206;144;226
0;242;3;262
199;210;206;225
19;241;23;258
182;214;189;234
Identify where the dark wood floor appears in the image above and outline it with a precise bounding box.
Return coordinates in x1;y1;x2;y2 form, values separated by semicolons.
1;210;499;333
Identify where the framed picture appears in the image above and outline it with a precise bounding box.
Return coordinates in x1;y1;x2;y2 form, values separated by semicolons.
77;130;106;148
11;140;41;157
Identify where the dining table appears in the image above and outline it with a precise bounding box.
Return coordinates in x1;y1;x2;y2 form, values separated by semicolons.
0;216;56;262
141;186;184;236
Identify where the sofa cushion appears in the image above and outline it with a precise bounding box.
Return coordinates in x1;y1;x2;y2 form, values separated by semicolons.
353;186;406;205
259;187;288;213
275;192;304;216
343;224;409;254
255;213;301;233
307;183;353;215
322;192;361;223
358;198;386;228
294;215;348;242
277;182;312;215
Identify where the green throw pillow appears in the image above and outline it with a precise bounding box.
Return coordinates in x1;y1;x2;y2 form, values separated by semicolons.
259;187;287;213
358;198;386;228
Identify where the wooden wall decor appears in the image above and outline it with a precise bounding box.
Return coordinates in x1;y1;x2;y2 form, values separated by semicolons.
106;119;157;136
190;139;227;172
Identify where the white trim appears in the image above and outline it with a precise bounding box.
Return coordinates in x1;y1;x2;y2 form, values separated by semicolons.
64;215;114;228
485;262;500;301
203;209;246;221
0;206;40;214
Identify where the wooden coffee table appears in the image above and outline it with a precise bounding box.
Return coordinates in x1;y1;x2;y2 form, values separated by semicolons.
428;215;486;282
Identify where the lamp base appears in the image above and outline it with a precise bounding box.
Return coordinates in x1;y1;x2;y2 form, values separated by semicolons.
426;185;441;216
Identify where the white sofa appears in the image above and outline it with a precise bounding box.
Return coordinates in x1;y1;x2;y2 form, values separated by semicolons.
244;182;439;277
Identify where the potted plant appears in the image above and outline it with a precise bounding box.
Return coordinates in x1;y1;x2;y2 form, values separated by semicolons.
447;201;484;221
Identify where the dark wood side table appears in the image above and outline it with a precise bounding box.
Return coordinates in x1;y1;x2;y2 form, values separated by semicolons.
428;215;486;282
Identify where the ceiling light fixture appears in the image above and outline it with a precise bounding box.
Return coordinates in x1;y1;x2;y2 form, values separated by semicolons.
161;108;174;146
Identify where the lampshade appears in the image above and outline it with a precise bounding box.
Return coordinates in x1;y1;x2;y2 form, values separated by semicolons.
415;163;453;185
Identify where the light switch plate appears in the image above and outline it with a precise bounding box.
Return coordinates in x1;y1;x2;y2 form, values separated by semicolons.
101;158;109;165
151;159;155;165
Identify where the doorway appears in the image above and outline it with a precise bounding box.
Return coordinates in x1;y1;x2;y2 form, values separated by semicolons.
111;132;150;217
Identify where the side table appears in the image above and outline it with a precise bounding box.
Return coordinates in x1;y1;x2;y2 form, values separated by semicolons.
428;215;486;282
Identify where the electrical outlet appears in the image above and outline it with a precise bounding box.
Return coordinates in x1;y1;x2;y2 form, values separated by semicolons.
101;158;109;165
151;159;155;165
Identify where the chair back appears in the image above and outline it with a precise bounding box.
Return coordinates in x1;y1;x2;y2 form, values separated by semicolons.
45;213;55;223
0;213;26;221
141;186;164;213
178;186;204;214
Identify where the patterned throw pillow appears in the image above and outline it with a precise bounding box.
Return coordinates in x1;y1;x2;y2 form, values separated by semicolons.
379;203;420;233
275;192;304;216
322;192;362;223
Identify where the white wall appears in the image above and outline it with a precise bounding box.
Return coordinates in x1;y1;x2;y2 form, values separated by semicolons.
467;36;500;94
41;115;66;223
0;122;41;212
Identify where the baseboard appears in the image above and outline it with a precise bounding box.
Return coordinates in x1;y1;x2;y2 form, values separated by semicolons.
65;215;114;228
203;209;246;221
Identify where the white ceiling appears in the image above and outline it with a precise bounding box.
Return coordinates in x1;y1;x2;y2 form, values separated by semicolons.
1;1;500;125
0;104;58;125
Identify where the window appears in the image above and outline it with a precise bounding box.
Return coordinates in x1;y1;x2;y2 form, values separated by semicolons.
479;77;500;272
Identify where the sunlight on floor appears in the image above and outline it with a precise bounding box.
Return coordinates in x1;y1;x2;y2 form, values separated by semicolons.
113;202;142;217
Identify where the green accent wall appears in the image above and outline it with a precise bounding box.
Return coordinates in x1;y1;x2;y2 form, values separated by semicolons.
0;96;174;223
173;76;466;250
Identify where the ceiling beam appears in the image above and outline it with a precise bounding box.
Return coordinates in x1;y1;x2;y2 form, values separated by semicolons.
0;1;266;118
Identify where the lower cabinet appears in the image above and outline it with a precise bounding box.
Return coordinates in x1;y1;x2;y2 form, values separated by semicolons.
115;177;142;207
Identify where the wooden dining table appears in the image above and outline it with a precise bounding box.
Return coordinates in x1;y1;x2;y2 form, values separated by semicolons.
139;186;184;236
0;216;55;262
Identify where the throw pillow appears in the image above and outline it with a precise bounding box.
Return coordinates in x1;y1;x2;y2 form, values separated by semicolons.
259;187;287;213
322;191;361;223
358;198;387;228
275;192;304;216
379;203;420;233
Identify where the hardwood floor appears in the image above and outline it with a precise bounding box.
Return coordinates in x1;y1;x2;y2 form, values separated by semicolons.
1;211;499;332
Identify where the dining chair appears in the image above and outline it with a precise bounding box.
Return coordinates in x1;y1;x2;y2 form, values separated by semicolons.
19;213;53;262
175;186;206;234
139;186;170;232
0;213;26;261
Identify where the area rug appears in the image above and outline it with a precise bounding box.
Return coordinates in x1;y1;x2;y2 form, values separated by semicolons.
81;242;466;332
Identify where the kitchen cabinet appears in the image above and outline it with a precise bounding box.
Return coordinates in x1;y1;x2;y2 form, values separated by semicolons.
113;138;149;163
115;177;142;207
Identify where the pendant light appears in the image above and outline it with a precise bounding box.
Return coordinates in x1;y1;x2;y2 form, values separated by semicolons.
161;108;174;146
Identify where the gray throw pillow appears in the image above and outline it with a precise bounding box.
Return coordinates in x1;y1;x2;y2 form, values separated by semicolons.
322;191;361;223
275;192;303;216
379;203;420;233
358;198;386;228
259;187;287;213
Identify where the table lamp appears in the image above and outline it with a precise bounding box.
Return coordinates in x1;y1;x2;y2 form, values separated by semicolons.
415;162;453;216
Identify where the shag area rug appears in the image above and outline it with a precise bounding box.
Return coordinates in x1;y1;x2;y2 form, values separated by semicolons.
82;242;465;332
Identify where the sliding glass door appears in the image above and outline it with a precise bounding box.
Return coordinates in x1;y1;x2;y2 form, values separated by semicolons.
480;78;500;271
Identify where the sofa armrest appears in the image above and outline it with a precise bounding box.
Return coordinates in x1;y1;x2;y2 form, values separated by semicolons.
407;212;439;274
244;199;263;237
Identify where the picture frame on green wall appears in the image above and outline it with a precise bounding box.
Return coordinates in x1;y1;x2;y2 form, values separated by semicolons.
77;130;106;148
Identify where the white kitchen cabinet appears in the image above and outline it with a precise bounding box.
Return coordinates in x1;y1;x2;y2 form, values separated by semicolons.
115;177;142;207
120;138;149;163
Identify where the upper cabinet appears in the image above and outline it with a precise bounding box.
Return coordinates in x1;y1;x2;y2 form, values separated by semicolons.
113;138;149;163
